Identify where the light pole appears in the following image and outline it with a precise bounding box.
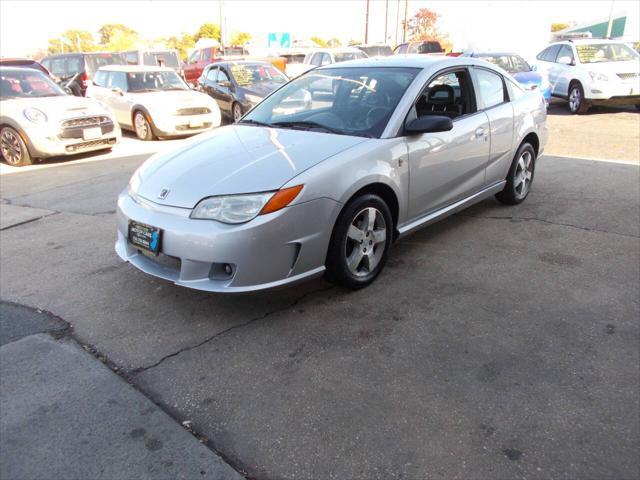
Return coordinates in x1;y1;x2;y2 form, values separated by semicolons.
606;0;615;38
384;0;389;43
395;0;400;46
365;0;370;44
402;0;408;43
219;0;224;47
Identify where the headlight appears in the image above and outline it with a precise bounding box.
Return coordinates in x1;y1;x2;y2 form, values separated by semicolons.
191;192;274;223
23;107;48;124
589;72;608;82
190;185;304;224
244;94;263;105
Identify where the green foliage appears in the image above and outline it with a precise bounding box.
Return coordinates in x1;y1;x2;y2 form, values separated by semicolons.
327;38;342;47
230;31;251;46
98;24;138;45
162;33;196;61
310;36;328;48
47;30;96;54
348;39;362;47
551;22;570;32
195;23;221;43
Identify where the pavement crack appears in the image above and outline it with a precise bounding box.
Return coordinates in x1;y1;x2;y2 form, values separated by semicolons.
0;211;60;231
457;213;639;239
129;285;334;376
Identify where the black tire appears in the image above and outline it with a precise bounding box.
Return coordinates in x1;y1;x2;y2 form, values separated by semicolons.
635;104;640;112
133;111;156;141
0;126;33;167
568;82;589;114
325;193;393;289
495;142;536;205
232;102;243;122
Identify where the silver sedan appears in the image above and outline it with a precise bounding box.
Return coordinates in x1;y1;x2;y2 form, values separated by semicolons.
116;56;548;292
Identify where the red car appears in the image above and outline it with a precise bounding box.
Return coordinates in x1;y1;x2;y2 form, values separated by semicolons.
182;45;249;85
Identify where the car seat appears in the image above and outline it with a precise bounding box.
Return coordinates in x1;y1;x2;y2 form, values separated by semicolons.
417;84;460;118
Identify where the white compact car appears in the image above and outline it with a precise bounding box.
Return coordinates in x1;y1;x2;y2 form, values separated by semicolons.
535;39;640;113
87;66;221;140
0;66;120;167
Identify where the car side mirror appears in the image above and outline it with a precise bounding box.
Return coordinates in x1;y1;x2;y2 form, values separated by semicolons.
405;115;453;135
111;87;124;96
557;56;573;66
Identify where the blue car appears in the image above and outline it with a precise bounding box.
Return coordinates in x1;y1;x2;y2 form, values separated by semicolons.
462;52;551;106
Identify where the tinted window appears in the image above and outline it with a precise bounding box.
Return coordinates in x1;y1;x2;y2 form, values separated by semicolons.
93;70;108;87
556;45;574;64
475;68;506;109
418;42;443;54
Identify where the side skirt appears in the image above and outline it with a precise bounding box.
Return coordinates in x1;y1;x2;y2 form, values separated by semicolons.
397;181;506;238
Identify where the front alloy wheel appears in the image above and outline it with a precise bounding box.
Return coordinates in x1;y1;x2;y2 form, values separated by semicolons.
568;83;589;114
134;111;155;141
495;142;536;205
232;103;243;122
0;127;32;167
326;193;393;289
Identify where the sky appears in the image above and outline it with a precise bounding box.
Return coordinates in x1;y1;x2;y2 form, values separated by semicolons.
1;0;638;58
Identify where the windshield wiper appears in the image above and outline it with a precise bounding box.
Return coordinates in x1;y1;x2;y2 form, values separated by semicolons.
271;120;345;135
237;119;272;127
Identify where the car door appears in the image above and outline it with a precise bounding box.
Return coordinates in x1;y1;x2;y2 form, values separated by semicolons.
535;44;562;95
471;67;514;186
88;69;109;102
215;66;235;114
106;71;131;126
549;44;574;96
406;68;490;219
204;66;225;111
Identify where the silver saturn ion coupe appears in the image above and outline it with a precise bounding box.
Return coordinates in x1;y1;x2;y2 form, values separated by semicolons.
117;56;548;292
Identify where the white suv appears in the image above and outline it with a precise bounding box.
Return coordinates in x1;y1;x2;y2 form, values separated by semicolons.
534;39;640;114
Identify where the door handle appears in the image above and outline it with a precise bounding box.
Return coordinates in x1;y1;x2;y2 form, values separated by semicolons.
475;127;486;137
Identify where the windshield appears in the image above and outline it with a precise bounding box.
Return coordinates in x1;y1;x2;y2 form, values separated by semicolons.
230;63;287;87
0;69;66;98
576;43;638;63
334;52;368;63
241;66;420;138
478;55;531;73
127;70;188;92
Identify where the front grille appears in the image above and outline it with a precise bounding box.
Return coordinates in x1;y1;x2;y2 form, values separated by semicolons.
65;138;116;152
176;107;211;116
143;252;181;271
61;116;111;128
617;73;639;81
175;122;212;131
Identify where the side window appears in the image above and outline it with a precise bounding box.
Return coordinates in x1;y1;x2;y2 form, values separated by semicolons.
187;50;199;64
412;69;474;120
66;56;83;74
206;67;218;81
321;53;332;65
41;59;51;70
310;53;323;66
408;43;421;54
397;44;408;54
556;44;574;64
202;48;211;63
50;58;67;76
536;47;549;61
542;45;561;62
217;68;230;83
474;68;506;109
107;71;127;91
125;52;138;65
93;70;107;87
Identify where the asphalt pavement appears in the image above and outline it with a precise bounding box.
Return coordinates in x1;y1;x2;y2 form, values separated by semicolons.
1;147;638;479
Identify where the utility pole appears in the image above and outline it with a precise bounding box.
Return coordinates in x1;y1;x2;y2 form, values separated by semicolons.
219;0;224;47
395;0;400;46
364;0;370;44
606;0;615;38
402;0;408;43
384;0;389;43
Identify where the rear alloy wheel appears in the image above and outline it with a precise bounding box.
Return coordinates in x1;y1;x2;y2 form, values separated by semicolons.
232;103;243;122
0;127;32;167
134;111;156;141
568;83;589;114
325;194;393;289
495;142;536;205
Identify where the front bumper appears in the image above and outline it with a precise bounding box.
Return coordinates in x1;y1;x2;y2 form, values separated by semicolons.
587;81;640;102
26;122;121;158
115;190;341;292
152;112;221;138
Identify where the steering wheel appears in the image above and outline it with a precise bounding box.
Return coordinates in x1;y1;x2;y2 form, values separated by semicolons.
364;91;391;108
365;107;391;129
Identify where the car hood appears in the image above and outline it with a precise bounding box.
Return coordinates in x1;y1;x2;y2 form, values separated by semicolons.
581;60;640;75
0;95;112;120
513;71;542;86
136;124;368;208
128;90;217;110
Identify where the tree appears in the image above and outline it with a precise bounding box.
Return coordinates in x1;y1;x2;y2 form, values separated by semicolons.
163;33;196;61
230;31;251;46
310;36;328;48
405;8;452;52
105;29;139;51
348;39;362;46
98;24;138;45
551;22;570;32
47;29;96;54
327;38;342;47
195;23;221;43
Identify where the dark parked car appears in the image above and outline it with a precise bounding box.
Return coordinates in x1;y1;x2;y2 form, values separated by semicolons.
0;58;51;76
197;61;288;121
393;41;444;55
41;52;126;96
182;45;250;85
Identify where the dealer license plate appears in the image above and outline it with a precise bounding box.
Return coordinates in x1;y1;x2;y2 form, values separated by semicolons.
128;221;161;255
82;127;102;140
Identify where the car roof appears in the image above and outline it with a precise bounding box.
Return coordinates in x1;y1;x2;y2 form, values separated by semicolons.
97;65;175;72
468;52;521;57
0;66;46;74
550;38;627;46
314;55;491;70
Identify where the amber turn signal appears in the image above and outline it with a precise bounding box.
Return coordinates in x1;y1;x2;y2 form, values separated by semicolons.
260;185;304;215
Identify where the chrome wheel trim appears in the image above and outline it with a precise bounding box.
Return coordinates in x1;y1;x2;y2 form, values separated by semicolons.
513;150;533;199
569;86;581;112
134;113;149;139
233;104;242;121
0;129;23;165
345;207;387;277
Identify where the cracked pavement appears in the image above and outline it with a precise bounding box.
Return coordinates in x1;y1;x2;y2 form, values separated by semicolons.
1;151;638;479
